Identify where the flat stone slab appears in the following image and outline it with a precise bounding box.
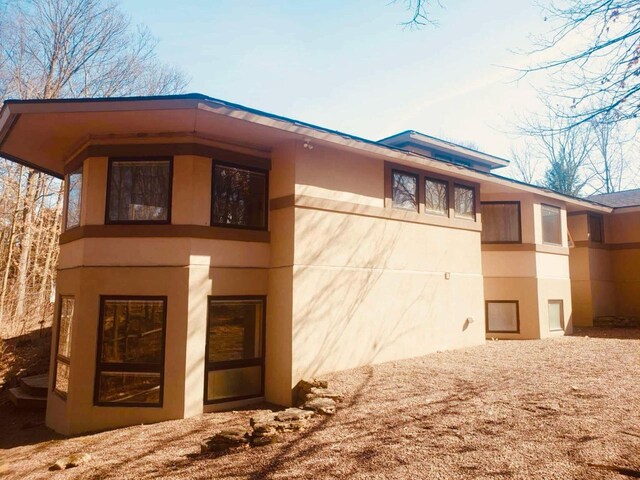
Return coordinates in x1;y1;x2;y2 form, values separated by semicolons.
201;428;250;453
303;397;337;415
49;453;92;471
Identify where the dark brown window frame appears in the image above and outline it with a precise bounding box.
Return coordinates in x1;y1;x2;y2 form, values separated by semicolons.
64;166;83;231
52;295;74;400
424;176;449;217
587;213;604;244
548;299;565;332
391;169;420;212
384;162;479;222
485;300;520;334
211;161;270;231
541;203;563;246
204;295;267;405
453;183;476;221
480;201;522;244
94;295;168;408
104;157;174;225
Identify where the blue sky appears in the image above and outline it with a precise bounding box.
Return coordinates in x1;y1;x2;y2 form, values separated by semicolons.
121;0;550;161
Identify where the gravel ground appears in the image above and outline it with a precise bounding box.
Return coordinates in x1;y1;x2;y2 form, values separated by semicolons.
1;327;639;479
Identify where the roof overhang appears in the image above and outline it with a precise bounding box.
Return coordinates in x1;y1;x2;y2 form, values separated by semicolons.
0;93;611;213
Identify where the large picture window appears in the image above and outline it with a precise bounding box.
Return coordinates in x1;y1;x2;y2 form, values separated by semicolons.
454;184;475;220
541;204;562;245
486;301;519;333
212;163;268;229
425;177;448;216
391;170;419;211
106;158;172;223
95;296;167;407
205;296;265;403
481;202;521;243
53;296;74;397
65;168;82;230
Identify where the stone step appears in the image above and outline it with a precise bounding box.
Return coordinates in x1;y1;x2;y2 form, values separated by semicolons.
8;386;47;409
19;374;49;397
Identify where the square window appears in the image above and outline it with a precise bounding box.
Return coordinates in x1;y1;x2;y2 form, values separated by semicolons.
486;301;519;333
542;204;562;245
212;164;267;229
107;158;172;223
95;297;167;407
454;184;475;220
481;202;521;243
392;170;418;211
425;178;448;216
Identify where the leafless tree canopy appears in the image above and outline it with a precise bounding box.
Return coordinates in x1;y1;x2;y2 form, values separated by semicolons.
0;0;189;337
394;0;442;28
525;0;640;129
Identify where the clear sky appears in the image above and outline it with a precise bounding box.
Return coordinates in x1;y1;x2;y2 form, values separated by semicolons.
120;0;551;162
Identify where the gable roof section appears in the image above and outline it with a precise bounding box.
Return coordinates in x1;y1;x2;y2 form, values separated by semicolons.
0;93;611;212
587;189;640;208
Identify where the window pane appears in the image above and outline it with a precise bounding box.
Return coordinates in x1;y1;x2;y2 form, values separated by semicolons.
65;168;82;230
101;299;164;364
542;204;561;245
54;361;69;396
212;165;266;228
98;372;161;404
208;300;263;362
425;178;448;215
548;301;564;331
481;203;520;243
206;366;262;402
57;297;74;359
108;160;171;222
454;185;475;220
392;170;418;211
589;215;603;243
487;302;518;332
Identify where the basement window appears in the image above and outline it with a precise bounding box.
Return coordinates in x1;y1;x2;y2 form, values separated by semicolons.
106;158;172;224
541;204;562;245
548;300;564;331
53;296;75;398
486;301;519;333
65;167;83;230
95;297;167;407
212;163;268;229
481;202;521;243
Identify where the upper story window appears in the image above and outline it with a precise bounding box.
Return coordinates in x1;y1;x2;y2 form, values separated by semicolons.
106;158;172;224
588;213;604;243
454;184;475;220
425;177;448;216
541;204;562;245
391;170;418;211
481;202;521;243
65;167;83;230
212;163;268;229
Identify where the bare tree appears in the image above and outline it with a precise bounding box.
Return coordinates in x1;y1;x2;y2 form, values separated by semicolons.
523;0;640;130
0;0;189;336
394;0;442;28
509;145;541;185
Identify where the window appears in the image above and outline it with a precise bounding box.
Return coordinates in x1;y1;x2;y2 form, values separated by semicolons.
106;158;172;223
454;184;475;220
65;168;82;230
95;297;167;406
486;301;519;333
212;163;268;229
205;296;265;403
548;300;564;331
391;170;418;211
541;204;562;245
588;214;604;243
481;202;521;243
53;297;74;397
425;178;448;216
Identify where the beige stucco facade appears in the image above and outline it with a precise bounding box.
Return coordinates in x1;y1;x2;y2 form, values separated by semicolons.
0;94;634;435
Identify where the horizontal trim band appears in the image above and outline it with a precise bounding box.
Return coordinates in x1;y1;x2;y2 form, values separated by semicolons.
59;224;270;244
270;194;482;232
65;142;270;174
481;243;569;256
573;240;640;251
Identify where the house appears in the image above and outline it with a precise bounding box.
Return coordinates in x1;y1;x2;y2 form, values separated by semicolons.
0;94;636;435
